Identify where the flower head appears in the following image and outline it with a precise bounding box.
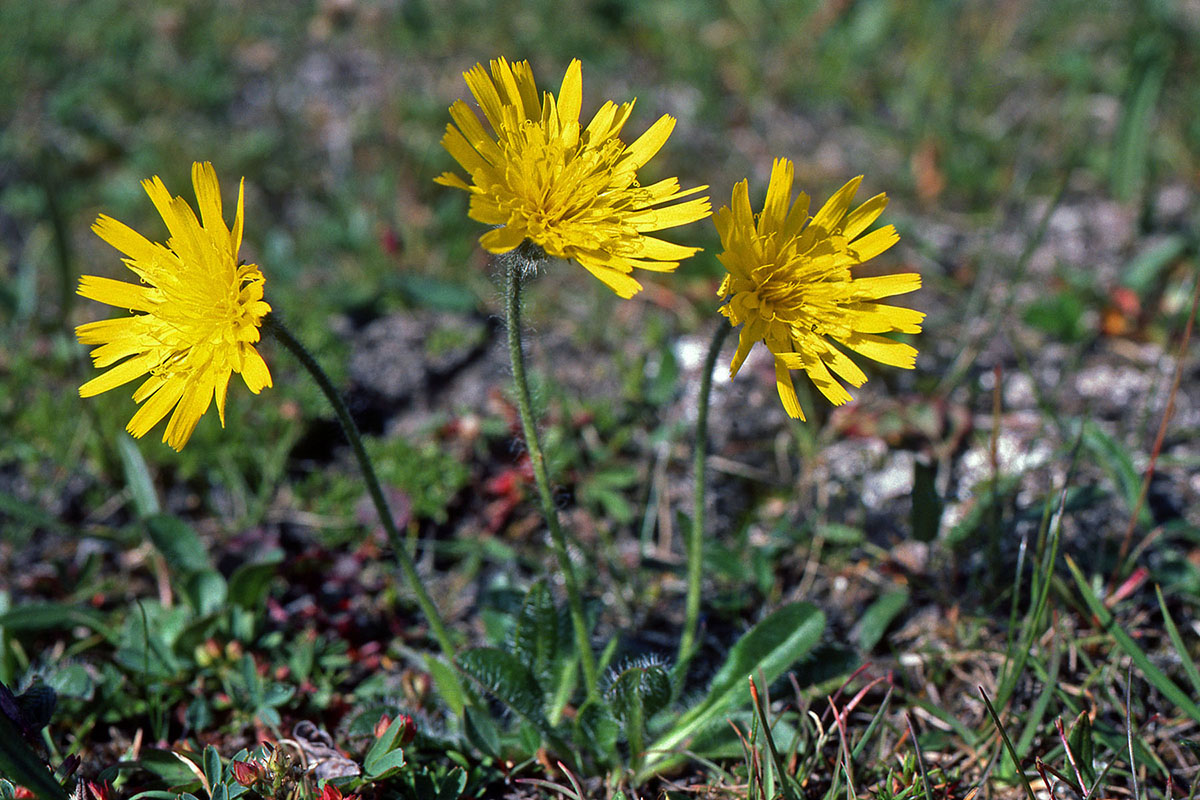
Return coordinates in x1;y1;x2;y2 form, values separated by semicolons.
77;162;272;450
715;158;923;419
436;58;710;298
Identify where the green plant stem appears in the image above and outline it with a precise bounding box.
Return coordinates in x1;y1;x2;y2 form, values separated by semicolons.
676;321;731;682
263;314;456;662
502;252;598;697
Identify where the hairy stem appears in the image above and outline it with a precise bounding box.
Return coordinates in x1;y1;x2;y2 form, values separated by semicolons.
676;321;731;683
502;250;599;696
264;313;456;662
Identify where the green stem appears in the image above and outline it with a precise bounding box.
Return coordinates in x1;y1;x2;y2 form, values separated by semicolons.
502;250;599;697
676;321;731;683
263;314;456;662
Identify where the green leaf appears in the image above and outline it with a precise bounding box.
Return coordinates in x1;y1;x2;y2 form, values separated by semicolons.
511;580;560;685
463;705;502;759
1024;292;1087;342
456;648;548;732
1080;422;1153;528
0;604;114;641
608;662;671;726
426;655;468;719
116;435;160;518
1123;235;1187;294
911;458;942;542
1110;36;1168;202
1067;711;1097;787
184;570;227;617
145;514;211;575
203;745;222;789
816;523;864;544
574;699;619;763
0;712;69;800
698;602;824;719
0;491;70;538
125;749;202;789
434;768;468;800
45;664;94;701
688;709;799;761
363;715;408;779
639;602;825;780
853;589;910;653
226;552;283;609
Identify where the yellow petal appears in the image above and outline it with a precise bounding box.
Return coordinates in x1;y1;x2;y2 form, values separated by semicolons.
557;59;582;124
191;161;230;244
574;256;644;299
232;177;245;255
465;62;505;132
758;158;794;238
164;370;216;450
213;366;232;425
239;345;272;393
774;359;805;420
840;332;918;369
843;192;888;239
729;318;765;377
91;215;160;265
434;171;473;191
625;197;712;231
627;235;702;262
623;115;675;170
78;352;159;398
809;175;862;235
76;316;142;346
448;100;502;161
845;303;925;334
509;59;541;120
440;121;490;177
126;375;187;439
817;339;868;387
479;225;527;254
850;225;899;262
77;275;158;312
848;273;921;300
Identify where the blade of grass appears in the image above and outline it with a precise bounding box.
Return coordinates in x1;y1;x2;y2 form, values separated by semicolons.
1126;665;1141;800
995;482;1065;711
979;686;1037;800
1013;624;1062;757
1065;556;1200;722
1154;585;1200;698
850;684;894;762
905;713;935;800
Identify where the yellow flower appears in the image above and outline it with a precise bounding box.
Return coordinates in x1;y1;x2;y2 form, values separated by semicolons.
76;162;273;450
436;57;711;298
715;158;923;420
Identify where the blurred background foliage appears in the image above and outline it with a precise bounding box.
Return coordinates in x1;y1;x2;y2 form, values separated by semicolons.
0;0;1196;548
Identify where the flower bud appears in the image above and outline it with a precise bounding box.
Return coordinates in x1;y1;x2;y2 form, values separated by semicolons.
231;759;264;787
397;714;417;747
